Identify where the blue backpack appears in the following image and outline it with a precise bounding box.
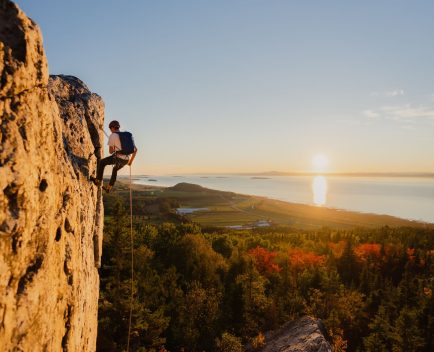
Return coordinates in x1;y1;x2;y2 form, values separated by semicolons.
115;131;135;155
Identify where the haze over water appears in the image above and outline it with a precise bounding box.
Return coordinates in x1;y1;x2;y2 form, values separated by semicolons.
135;175;434;223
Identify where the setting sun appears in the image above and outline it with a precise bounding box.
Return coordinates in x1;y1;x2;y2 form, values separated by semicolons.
312;154;329;172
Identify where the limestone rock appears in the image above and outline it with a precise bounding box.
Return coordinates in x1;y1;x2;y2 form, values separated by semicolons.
0;1;104;351
0;0;47;98
247;316;332;352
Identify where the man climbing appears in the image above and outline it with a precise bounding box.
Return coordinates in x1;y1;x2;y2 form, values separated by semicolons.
91;120;137;193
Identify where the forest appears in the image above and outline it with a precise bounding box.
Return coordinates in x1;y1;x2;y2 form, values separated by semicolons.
97;196;434;352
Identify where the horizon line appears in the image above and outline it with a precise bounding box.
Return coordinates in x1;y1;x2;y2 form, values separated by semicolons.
123;171;434;178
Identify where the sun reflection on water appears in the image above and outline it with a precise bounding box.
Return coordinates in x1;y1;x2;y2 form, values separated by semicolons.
312;176;327;206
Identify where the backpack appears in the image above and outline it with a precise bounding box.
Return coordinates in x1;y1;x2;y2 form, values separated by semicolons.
115;131;135;155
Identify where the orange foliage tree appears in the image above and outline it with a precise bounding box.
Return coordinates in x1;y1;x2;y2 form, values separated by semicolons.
287;248;326;272
354;243;381;262
406;248;416;262
328;241;346;259
248;246;282;274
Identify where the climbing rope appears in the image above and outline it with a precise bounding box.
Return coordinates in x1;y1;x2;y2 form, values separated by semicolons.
102;127;135;351
102;129;110;139
126;164;134;352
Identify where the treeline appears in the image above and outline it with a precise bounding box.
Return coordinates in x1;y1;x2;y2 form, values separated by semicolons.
97;200;434;351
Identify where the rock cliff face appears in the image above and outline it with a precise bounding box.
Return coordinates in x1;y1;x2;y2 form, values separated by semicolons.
247;316;332;352
0;1;103;351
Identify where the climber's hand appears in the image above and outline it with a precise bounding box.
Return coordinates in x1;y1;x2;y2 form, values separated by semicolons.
128;148;137;166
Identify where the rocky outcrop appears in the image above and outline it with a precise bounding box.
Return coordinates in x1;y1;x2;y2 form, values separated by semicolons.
247;316;331;352
0;1;104;351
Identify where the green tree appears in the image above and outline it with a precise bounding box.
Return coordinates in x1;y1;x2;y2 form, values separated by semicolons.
363;305;393;351
391;307;425;352
236;260;273;337
170;282;222;351
98;200;170;351
336;240;359;286
98;200;132;351
212;235;234;259
215;332;243;352
173;233;227;288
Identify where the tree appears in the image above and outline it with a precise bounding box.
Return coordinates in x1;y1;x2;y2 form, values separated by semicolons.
98;200;170;351
169;282;222;351
98;200;133;351
288;248;326;274
336;240;359;286
173;233;227;288
391;307;425;352
354;243;381;262
363;305;393;352
213;235;234;259
215;332;243;352
248;246;282;275
236;260;273;337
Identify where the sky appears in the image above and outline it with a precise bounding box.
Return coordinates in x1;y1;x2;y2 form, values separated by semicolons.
16;0;434;175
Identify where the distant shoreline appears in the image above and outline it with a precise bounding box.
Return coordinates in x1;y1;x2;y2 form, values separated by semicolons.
234;171;434;178
117;179;434;228
119;174;434;223
127;172;434;178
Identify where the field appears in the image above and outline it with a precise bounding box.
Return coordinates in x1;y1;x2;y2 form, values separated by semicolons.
109;179;431;229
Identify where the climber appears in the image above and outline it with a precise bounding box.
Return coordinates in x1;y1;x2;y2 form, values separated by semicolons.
90;120;137;193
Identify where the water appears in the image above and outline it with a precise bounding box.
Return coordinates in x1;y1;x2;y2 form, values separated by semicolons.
133;175;434;223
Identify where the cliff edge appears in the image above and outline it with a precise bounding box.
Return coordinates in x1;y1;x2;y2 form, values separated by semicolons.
0;1;103;351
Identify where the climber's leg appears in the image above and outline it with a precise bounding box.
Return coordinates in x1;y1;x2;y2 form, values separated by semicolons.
91;155;116;186
108;158;128;187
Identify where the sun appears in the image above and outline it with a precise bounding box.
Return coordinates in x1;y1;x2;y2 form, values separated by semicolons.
312;154;329;172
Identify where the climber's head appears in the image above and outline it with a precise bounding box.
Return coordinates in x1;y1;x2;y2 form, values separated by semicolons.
109;120;120;131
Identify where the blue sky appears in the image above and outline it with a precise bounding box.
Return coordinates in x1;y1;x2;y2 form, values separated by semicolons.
16;0;434;174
